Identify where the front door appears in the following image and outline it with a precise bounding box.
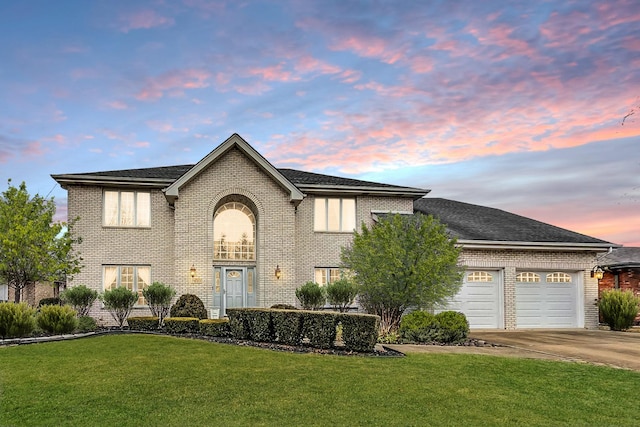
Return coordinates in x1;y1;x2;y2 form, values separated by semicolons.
225;269;244;311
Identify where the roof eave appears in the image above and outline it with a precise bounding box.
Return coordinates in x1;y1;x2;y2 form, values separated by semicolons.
457;239;619;252
299;184;429;199
51;174;174;189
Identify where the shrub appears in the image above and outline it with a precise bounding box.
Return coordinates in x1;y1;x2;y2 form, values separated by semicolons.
270;304;297;310
399;310;438;343
127;316;160;331
38;297;61;307
60;285;98;316
271;309;303;345
340;313;380;352
295;282;326;310
245;309;274;342
226;308;250;340
200;319;231;337
326;278;357;312
170;294;207;320
302;311;338;349
433;311;469;343
101;287;138;329
599;289;640;331
76;315;98;333
36;305;78;334
164;317;200;334
142;282;176;324
0;302;36;339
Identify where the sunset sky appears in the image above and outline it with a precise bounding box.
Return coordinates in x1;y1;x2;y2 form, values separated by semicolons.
1;1;639;246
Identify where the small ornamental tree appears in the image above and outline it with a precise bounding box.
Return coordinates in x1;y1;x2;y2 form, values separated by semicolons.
326;277;357;312
60;285;98;316
341;213;463;335
142;282;176;324
102;287;138;328
0;180;82;303
295;281;326;310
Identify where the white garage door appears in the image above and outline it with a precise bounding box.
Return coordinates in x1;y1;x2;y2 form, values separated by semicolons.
516;272;578;328
437;270;502;329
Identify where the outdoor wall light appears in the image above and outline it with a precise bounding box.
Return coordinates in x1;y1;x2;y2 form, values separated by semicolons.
591;266;604;280
190;264;197;279
275;265;282;279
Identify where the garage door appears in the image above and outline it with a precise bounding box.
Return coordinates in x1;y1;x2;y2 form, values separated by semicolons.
516;272;578;328
437;270;502;329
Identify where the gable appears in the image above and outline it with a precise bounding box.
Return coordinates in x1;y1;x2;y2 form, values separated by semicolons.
164;134;303;205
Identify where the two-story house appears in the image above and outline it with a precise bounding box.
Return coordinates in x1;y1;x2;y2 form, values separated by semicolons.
52;133;614;329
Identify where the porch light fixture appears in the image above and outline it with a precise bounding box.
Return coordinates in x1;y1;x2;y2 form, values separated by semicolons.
190;265;197;279
591;266;604;280
275;265;282;280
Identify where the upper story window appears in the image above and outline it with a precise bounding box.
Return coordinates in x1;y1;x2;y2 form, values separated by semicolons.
104;190;150;227
516;272;541;282
214;202;256;260
314;198;356;232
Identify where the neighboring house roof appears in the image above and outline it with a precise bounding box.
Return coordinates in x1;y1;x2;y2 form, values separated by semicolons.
51;133;429;201
599;247;640;269
414;198;616;251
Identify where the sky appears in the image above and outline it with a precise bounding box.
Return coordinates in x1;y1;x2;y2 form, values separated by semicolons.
1;0;639;246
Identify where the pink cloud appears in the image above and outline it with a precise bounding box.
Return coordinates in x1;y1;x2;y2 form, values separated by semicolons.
117;10;175;33
331;35;404;64
21;141;46;158
135;68;211;100
106;100;129;110
294;56;341;75
247;64;298;82
146;120;189;133
336;69;362;84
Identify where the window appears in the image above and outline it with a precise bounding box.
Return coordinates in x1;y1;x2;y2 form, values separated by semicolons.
314;268;346;286
467;271;494;282
516;272;541;282
103;266;150;305
104;191;150;227
547;272;572;283
214;202;256;260
314;198;356;232
0;284;7;302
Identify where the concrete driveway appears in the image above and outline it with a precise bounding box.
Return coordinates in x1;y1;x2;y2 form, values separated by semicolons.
469;330;640;371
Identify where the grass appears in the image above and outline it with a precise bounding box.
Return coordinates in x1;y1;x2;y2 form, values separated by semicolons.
1;334;639;426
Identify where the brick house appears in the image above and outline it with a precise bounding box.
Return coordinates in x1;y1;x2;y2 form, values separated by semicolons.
52;133;614;329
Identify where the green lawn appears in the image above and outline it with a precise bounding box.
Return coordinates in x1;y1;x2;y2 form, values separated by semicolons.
1;335;638;426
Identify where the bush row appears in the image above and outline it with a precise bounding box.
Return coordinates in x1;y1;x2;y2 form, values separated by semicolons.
127;316;231;337
0;302;99;338
227;308;380;352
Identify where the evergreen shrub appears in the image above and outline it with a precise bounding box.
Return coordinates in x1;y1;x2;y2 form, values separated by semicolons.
127;316;160;331
200;319;230;337
302;311;338;349
599;289;640;331
245;309;274;342
339;313;380;352
164;317;200;334
433;311;469;343
326;278;357;312
0;302;36;339
60;285;98;316
38;297;61;307
36;305;78;334
226;308;250;340
295;282;326;310
399;310;438;342
271;309;303;345
169;294;207;320
76;315;98;333
143;282;176;324
101;287;138;329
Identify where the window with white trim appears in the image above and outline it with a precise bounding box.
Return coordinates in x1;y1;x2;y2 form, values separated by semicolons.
104;191;150;227
516;272;541;282
546;272;572;283
467;271;494;282
314;198;356;232
103;265;150;305
314;268;342;286
213;202;256;261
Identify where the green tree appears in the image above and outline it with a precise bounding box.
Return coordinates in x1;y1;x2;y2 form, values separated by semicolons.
0;180;82;303
142;281;176;324
102;287;138;329
341;213;463;334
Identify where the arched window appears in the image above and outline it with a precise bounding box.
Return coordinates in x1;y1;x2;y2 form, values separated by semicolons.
546;272;572;283
467;271;494;282
516;272;541;282
214;202;256;260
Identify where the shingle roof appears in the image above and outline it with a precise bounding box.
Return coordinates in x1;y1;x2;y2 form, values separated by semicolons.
79;165;193;180
600;247;640;268
413;198;612;245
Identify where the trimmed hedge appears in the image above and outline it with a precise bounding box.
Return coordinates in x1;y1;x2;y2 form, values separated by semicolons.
399;310;470;344
246;309;274;342
36;305;78;334
271;309;303;345
200;319;231;337
339;313;380;352
170;294;208;320
227;308;251;340
127;316;160;331
164;317;200;334
433;311;469;343
302;311;338;349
